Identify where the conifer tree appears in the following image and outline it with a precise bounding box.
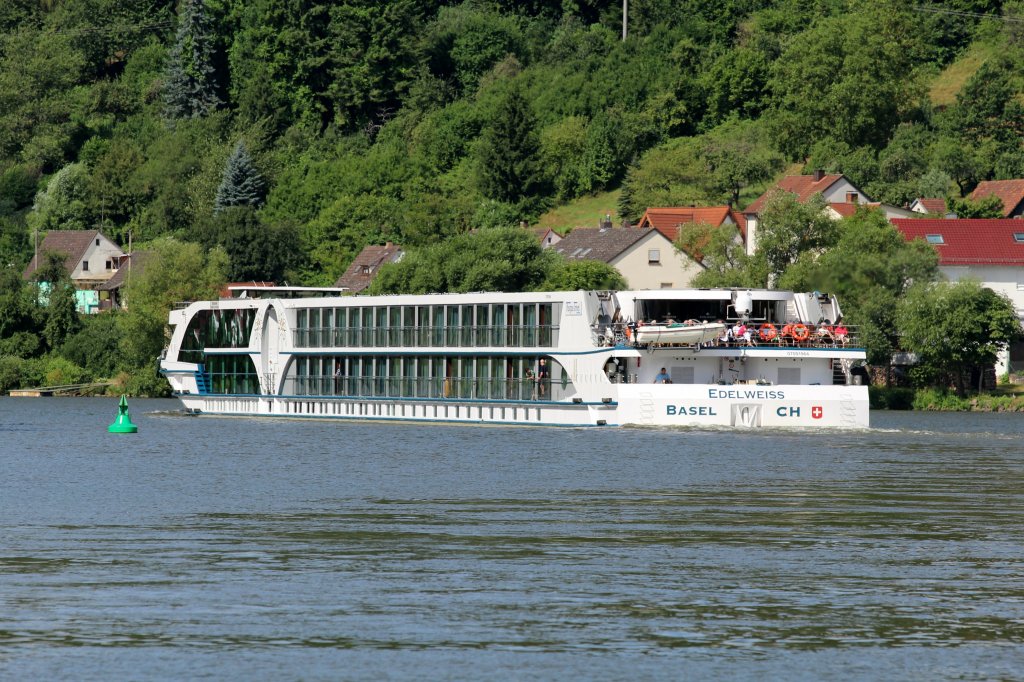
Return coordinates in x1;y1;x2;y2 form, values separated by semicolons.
214;141;265;212
164;0;221;120
477;83;545;205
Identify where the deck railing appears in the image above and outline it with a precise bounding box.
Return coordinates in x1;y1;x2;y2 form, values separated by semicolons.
622;322;861;349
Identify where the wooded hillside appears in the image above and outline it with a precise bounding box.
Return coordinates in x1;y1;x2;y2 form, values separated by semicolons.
2;0;1023;394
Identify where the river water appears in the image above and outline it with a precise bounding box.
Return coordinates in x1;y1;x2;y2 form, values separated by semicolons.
1;397;1022;680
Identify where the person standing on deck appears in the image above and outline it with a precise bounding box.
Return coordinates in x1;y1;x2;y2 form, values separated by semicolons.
537;358;550;398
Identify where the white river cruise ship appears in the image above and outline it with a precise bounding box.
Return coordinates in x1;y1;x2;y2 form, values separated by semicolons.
159;287;870;429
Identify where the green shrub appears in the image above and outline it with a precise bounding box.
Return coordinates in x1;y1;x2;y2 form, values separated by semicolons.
869;386;915;410
0;355;24;393
911;388;970;411
41;356;86;387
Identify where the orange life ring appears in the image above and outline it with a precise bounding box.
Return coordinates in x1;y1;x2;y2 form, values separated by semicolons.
792;323;810;341
759;323;777;341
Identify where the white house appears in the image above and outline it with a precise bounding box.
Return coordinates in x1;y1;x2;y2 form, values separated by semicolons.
551;226;703;289
892;218;1024;375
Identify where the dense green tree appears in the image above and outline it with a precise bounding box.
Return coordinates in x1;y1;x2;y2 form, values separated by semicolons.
897;280;1022;394
700;47;771;127
370;228;553;294
699;118;783;207
0;165;39;216
477;83;546;206
214;140;265;212
0;30;87;169
617;138;708;222
538;258;626;291
199;207;296;282
951;58;1024;145
0;265;40;349
60;312;122;378
755;192;838;286
931;136;981;196
946;194;1004;218
118;237;227;392
422;4;526;93
326;0;421;131
36;253;81;351
678;223;761;289
779;207;939;366
767;5;925;157
164;0;222;120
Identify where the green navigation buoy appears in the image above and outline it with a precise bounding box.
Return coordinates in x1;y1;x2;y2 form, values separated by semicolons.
108;395;138;434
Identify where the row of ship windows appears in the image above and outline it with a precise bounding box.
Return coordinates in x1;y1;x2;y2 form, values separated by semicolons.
286;355;571;401
197;354;574;402
294;303;559;348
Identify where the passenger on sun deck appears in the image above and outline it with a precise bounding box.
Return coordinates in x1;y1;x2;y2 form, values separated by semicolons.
816;321;835;344
834;322;849;346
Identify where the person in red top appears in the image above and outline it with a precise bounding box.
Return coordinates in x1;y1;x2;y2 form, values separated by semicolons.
780;322;795;346
834;322;849;346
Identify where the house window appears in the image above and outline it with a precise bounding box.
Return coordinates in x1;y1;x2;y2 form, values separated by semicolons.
361;266;371;275
1014;233;1024;243
660;282;673;289
925;234;944;244
82;260;89;271
105;259;112;270
95;238;100;246
648;249;661;263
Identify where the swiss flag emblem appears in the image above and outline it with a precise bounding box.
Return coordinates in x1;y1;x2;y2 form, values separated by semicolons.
811;406;823;419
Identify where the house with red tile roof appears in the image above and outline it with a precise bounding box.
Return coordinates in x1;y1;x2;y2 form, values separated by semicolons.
636;206;746;243
909;198;951;216
969;180;1024;217
891;218;1024;374
744;171;917;254
333;242;404;293
552;226;704;289
743;170;871;255
826;201;916;221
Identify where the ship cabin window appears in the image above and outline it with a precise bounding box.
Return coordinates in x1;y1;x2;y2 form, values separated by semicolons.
286;354;574;402
180;308;257;363
293;302;559;349
205;354;259;395
636;298;775;323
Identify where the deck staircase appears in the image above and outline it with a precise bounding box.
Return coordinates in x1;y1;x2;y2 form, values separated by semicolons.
831;359;847;385
194;365;211;394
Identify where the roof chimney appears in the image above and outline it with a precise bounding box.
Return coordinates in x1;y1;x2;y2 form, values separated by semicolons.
813;168;825;181
385;241;393;248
